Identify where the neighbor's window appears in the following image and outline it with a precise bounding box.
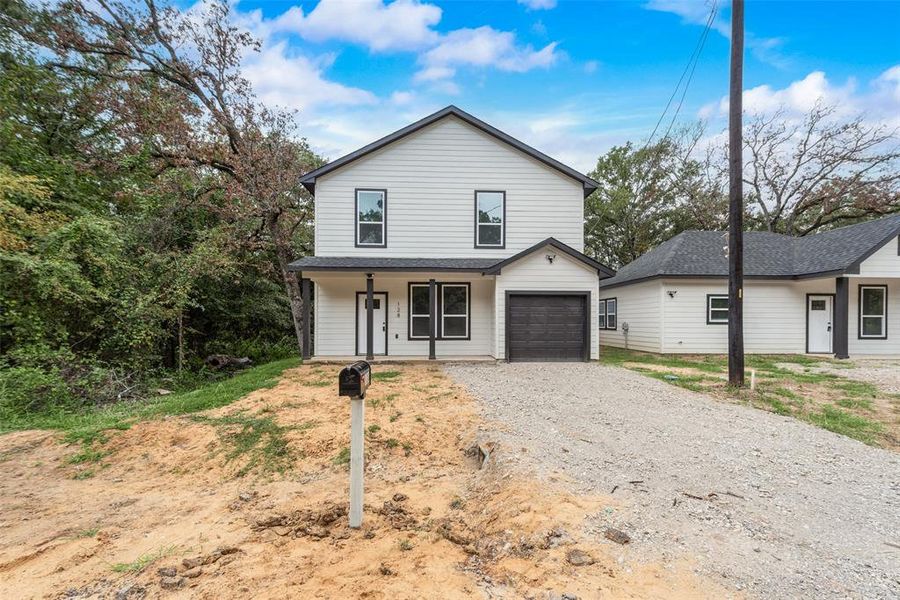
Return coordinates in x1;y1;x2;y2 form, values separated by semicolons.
605;298;617;330
441;284;469;338
409;284;430;339
356;189;386;247
598;300;607;329
475;191;504;248
859;286;887;339
707;295;729;324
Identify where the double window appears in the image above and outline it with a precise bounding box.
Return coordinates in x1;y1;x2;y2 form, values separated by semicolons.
475;191;505;248
408;283;470;340
599;298;617;330
355;189;386;247
859;285;887;339
707;295;729;324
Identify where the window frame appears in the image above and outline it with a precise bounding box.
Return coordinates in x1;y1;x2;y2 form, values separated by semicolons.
440;283;471;340
706;294;729;325
603;297;617;330
598;299;607;330
474;190;506;249
407;282;471;341
355;188;387;248
858;284;888;340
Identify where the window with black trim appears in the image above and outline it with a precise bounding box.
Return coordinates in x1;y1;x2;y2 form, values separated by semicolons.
707;295;728;324
598;300;607;329
603;298;617;330
859;285;887;339
408;282;471;340
409;284;430;339
356;189;386;247
475;191;504;248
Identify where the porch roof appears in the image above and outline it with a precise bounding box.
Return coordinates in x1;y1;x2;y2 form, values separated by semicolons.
286;256;499;273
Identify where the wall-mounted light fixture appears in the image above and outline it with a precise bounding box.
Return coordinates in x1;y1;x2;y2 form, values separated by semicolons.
546;253;557;264
667;290;678;298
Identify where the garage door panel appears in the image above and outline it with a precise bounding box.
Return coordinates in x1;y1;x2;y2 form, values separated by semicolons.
507;294;587;362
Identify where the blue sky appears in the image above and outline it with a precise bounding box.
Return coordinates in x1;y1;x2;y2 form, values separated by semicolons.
213;0;900;172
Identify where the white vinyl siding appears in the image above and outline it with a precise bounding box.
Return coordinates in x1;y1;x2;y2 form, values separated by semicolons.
314;116;584;257
854;235;900;277
598;280;662;352
312;273;493;357
494;247;599;360
848;278;900;355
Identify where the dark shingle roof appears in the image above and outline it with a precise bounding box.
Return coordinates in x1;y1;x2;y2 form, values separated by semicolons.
601;215;900;289
287;256;500;272
288;238;615;276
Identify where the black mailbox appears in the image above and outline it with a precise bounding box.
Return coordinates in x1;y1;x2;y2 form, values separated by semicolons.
339;361;371;398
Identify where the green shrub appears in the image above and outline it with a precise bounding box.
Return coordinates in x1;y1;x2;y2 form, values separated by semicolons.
0;366;75;417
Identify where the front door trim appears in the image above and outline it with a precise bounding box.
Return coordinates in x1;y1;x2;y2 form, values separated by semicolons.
806;293;835;354
355;291;389;356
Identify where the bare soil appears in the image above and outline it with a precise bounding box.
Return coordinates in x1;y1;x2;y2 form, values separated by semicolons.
0;364;726;599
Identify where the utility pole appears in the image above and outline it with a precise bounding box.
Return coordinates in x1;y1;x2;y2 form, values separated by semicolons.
728;0;745;387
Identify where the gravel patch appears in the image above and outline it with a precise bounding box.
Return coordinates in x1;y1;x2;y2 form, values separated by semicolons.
445;362;900;599
778;359;900;396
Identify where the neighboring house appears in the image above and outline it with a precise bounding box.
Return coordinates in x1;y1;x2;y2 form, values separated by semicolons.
288;106;614;361
598;215;900;358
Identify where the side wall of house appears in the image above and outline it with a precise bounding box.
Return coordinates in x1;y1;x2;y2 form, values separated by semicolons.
598;280;662;352
856;234;900;277
494;249;599;360
314;116;585;258
312;273;494;357
656;279;838;354
847;277;900;356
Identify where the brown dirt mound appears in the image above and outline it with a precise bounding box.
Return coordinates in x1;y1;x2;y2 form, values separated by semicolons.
0;364;728;599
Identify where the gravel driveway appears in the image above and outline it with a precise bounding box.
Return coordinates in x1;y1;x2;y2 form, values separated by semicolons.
444;362;900;599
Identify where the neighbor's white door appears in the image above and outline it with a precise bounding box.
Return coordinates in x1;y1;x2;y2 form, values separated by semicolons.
807;295;833;353
357;293;386;355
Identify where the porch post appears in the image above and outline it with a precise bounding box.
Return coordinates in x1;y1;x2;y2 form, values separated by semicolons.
301;276;311;361
366;274;374;361
834;276;849;359
428;278;436;360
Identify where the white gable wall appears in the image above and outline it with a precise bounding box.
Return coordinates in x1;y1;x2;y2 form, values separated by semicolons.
494;248;599;359
314;116;584;258
853;235;900;278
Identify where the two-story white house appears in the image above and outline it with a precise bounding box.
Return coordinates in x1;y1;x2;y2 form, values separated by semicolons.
288;106;615;361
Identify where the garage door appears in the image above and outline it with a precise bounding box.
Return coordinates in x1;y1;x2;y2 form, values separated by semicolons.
507;294;588;362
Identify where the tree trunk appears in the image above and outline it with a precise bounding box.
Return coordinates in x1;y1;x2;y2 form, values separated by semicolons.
267;213;305;355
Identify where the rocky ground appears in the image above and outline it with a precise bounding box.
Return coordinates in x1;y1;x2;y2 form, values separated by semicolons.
445;362;900;600
0;364;726;599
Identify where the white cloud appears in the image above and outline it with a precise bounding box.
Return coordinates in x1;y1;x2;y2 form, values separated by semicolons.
271;0;443;52
698;66;900;132
517;0;558;10
417;26;560;81
390;90;416;105
584;60;599;74
243;42;377;112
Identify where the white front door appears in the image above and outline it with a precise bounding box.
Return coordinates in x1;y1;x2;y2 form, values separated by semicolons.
357;293;387;355
807;295;833;353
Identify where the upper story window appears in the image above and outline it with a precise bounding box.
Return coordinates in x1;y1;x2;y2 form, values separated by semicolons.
475;191;505;248
356;189;386;247
859;285;887;339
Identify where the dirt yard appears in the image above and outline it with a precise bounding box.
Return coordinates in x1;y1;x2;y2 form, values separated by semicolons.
0;364;728;599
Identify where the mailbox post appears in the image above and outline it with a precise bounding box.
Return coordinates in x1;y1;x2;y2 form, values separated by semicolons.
339;361;371;528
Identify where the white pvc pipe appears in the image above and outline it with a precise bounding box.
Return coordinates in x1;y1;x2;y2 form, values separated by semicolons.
349;396;365;528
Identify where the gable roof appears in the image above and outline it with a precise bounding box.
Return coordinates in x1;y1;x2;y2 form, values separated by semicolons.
287;237;615;278
600;214;900;289
299;106;600;198
483;237;616;277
